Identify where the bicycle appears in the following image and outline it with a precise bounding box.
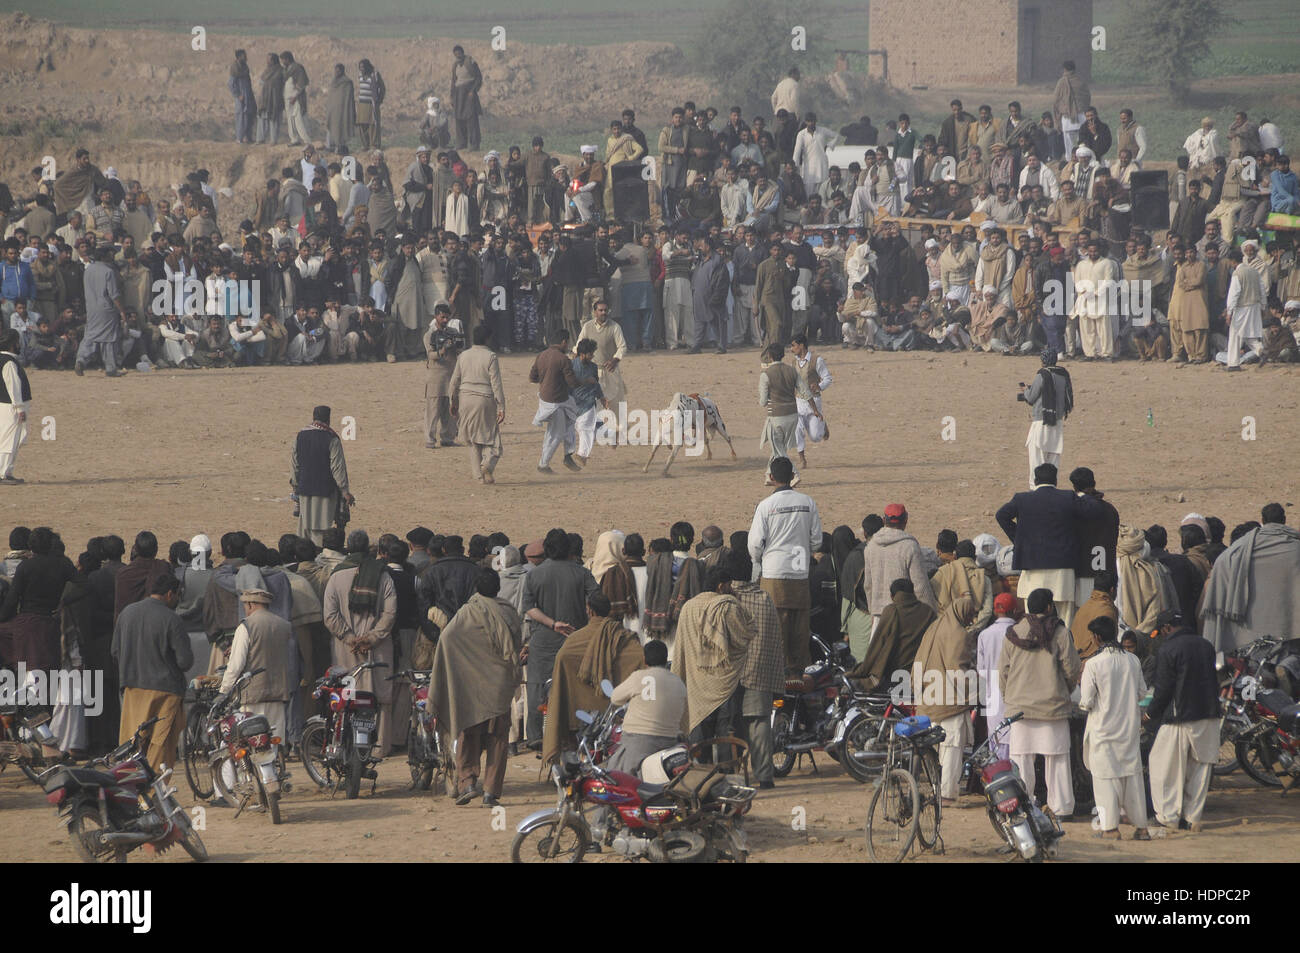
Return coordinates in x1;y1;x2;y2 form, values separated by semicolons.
865;714;946;863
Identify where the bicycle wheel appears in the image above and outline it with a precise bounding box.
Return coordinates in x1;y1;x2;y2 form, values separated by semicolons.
865;768;919;863
183;706;215;800
912;747;942;851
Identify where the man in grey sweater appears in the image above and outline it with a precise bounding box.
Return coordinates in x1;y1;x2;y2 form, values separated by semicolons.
111;574;193;770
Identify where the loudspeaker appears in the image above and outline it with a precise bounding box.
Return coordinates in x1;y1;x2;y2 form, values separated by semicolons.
611;161;650;223
1130;169;1169;230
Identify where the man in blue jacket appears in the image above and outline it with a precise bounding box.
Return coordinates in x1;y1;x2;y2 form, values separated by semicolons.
996;462;1104;627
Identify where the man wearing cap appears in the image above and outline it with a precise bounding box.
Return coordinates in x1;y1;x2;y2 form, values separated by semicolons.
218;586;295;765
997;464;1104;627
976;591;1018;760
864;504;937;635
1145;608;1219;832
569;147;604;223
111;574;193;771
403;147;435;234
1183;118;1220;184
1217;246;1264;369
290;405;354;546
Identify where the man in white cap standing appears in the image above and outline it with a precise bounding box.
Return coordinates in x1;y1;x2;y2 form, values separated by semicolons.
569;146;604;223
218;586;295;762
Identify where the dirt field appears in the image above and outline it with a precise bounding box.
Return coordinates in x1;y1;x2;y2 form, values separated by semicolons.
3;348;1300;864
4;733;1299;864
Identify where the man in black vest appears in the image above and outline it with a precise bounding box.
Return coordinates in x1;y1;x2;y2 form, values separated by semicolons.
290;405;353;546
0;329;31;485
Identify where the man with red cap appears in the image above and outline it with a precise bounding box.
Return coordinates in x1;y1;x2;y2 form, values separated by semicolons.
863;502;937;636
976;591;1018;760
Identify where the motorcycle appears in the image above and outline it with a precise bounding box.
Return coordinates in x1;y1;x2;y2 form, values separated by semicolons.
0;674;64;783
1234;682;1300;791
773;635;904;781
41;716;208;864
199;668;292;823
389;669;452;795
962;712;1063;862
511;679;754;863
301;660;387;798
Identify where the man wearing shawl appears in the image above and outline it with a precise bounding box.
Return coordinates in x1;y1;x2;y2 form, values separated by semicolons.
403;147;435;235
54;149;108;218
383;236;425;361
280;51;310;147
968;286;1011;352
604;120;645;214
727;547;784;786
591;531;636;621
914;595;978;804
228;49;256;144
257;53;285;145
1052;60;1090;155
290;405;353;546
450;46;483;151
356;59;385;150
999;588;1082;819
323;530;397;755
849;577;935;694
450;323;506;484
541;590;643;764
642;535;704;653
1200;504;1300;652
428;569;522;806
1079;614;1150;840
672;568;754;741
1115;525;1177;635
325;64;356;155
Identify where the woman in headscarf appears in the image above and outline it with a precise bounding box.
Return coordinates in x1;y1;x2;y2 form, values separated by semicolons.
915;595;978;804
999;587;1082;820
591;531;636;622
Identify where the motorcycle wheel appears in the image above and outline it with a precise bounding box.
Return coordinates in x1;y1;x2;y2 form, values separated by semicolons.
183;705;215;800
706;819;747;863
510;815;588;863
267;792;282;825
345;742;363;799
174;810;209;862
1236;738;1284;788
210;756;242;809
249;762;281;825
840;715;882;784
771;710;795;778
407;721;433;791
913;748;942;851
299;722;332;789
1213;718;1241;776
865;768;919;863
69;804;126;863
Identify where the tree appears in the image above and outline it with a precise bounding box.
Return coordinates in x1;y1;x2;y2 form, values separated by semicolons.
1119;0;1235;103
691;0;832;112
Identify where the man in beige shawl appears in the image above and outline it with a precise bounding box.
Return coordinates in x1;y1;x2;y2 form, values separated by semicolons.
914;595;978;804
1115;525;1177;635
541;591;644;765
325;64;356;155
450;323;506;484
54;149;108;217
672;568;755;742
1052;60;1090;155
428;569;522;806
967;286;1011;352
1167;246;1210;363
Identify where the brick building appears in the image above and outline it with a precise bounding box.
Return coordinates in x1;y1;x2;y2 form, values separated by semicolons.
868;0;1093;87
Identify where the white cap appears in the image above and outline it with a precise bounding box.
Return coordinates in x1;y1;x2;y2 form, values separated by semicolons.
1074;145;1094;159
982;284;997;294
973;533;1000;569
924;238;940;249
945;288;964;300
580;144;597;155
1285;299;1300;311
218;242;233;252
105;166;118;177
1241;238;1259;249
928;279;942;290
979;220;996;231
190;533;211;553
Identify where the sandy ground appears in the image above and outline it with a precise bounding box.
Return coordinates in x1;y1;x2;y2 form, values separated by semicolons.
3;347;1300;863
3;737;1299;864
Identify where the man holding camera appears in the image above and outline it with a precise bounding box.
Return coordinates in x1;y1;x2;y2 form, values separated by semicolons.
1017;348;1074;490
424;302;464;450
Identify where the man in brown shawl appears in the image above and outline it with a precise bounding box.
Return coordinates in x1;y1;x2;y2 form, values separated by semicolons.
428;568;522;806
671;567;755;740
914;594;978;804
541;590;644;764
1052;60;1090;155
325;64;356;156
257;53;285;145
53;149;108;217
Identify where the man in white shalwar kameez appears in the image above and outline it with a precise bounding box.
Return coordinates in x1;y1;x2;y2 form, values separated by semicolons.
1218;246;1264;369
790;334;830;466
976;593;1017;761
1078;616;1151;840
1073;238;1119;358
792;114;837;195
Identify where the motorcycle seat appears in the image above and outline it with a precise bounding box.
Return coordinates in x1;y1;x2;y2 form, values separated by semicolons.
1258;688;1295;716
1279;702;1300;736
636;781;668;800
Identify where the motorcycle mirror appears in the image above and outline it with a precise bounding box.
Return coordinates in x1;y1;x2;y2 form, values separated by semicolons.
600;678;615;698
575;710;595;725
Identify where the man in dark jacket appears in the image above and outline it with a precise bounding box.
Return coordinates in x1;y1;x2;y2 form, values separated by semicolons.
414;534;479;641
1069;467;1119;610
689;236;729;354
114;531;174;621
996;462;1104;627
1145;608;1219;831
1145;524;1201;623
111;574;193;770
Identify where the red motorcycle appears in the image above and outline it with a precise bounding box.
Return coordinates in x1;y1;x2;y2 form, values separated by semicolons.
1236;684;1300;791
41;717;208;863
511;680;755;863
301;660;387;798
962;712;1063;862
200;668;291;823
